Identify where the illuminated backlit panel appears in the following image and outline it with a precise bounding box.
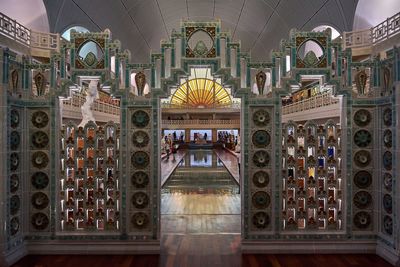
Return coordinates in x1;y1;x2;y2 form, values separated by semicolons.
60;122;120;231
170;78;232;108
282;121;343;231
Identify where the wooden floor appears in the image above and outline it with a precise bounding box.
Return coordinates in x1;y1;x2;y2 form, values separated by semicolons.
11;149;393;266
12;252;393;267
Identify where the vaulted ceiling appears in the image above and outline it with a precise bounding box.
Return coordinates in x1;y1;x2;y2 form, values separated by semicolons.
43;0;359;62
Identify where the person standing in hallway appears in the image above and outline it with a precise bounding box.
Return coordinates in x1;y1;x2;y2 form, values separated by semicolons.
164;135;170;159
238;154;241;175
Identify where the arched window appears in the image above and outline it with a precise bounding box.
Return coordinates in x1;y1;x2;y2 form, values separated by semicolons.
61;26;90;41
171;78;232;108
312;25;341;40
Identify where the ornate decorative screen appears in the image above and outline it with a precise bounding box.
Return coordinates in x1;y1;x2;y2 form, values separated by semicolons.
60;122;120;231
282;121;342;231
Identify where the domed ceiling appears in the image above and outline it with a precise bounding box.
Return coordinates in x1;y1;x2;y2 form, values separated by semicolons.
43;0;358;62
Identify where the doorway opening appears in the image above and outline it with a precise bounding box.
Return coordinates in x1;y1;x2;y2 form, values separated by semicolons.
159;66;242;245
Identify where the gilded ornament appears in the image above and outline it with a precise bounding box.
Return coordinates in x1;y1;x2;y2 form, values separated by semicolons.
353;190;372;209
31;111;49;128
383;215;393;235
353;150;371;168
135;72;146;96
353;211;371;229
252;171;269;188
253;150;269;167
34;72;46;96
252;212;269;229
355;70;367;95
131;212;148;229
353;109;371;127
252;191;270;209
383;194;392;214
10;217;19;235
255;71;266;95
31;192;50;210
131;192;149;209
31;212;49;230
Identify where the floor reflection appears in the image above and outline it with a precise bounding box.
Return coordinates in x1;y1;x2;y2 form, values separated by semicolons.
162;149;239;194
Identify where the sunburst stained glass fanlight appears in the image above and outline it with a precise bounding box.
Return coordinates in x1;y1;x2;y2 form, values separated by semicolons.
170;78;232;108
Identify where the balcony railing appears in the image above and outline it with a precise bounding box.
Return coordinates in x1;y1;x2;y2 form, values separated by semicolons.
161;102;241;109
62;93;120;116
0;12;60;51
162;119;240;125
343;11;400;50
31;30;60;50
282;92;339;115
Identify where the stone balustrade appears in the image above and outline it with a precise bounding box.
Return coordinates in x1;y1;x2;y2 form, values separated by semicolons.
282;93;339;115
343;11;400;50
0;12;60;52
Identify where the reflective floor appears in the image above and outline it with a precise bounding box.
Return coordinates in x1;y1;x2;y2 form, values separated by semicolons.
161;149;241;234
162;149;239;195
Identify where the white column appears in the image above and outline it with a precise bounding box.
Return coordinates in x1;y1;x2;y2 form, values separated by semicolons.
155;58;161;88
230;47;237;77
164;48;171;79
240;57;246;88
175;38;182;69
220;38;226;68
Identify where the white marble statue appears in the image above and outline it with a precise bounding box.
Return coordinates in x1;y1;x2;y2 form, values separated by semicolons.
78;80;99;127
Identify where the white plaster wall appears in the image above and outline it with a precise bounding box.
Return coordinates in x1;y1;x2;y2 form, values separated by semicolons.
353;0;400;30
0;0;49;32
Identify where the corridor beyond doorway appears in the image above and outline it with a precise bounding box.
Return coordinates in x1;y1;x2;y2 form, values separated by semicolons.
161;149;240;235
160;149;242;266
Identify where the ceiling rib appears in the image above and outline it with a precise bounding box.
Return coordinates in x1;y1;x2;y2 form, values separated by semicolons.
154;0;170;41
212;0;216;17
119;0;151;49
250;0;281;51
232;0;247;39
54;0;66;31
186;0;190;19
335;0;348;29
71;0;102;31
299;0;330;29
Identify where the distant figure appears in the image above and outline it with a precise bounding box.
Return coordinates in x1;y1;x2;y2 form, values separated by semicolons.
238;154;241;175
235;135;241;152
164;135;170;159
173;131;177;141
204;132;208;141
167;134;175;160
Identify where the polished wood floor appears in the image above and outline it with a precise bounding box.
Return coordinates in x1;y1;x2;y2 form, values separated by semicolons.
11;149;393;266
12;252;393;267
